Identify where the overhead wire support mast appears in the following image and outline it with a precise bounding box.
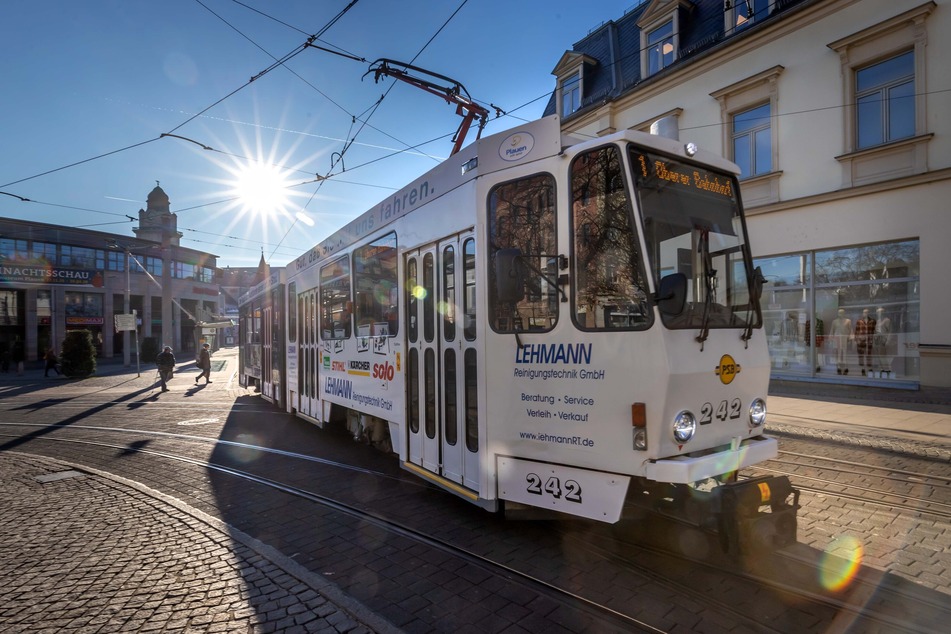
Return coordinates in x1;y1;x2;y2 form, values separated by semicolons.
364;58;492;156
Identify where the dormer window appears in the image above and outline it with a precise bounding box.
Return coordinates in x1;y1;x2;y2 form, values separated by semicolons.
647;21;675;74
726;0;772;34
561;73;581;116
638;1;691;79
551;51;596;119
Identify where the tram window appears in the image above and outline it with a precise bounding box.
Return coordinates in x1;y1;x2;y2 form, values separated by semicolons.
320;257;351;339
632;147;752;330
353;233;398;337
487;173;558;334
464;349;478;453
252;307;262;343
443;245;456;342
444;349;457;446
425;348;436;438
423;253;435;343
570;146;651;331
408;348;420;434
287;282;297;343
464;239;476;341
406;258;418;343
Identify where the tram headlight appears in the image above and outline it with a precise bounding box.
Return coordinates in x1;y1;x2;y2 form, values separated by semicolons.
749;398;767;428
672;411;697;443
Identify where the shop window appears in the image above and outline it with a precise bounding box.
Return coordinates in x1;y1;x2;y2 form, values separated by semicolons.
755;239;920;382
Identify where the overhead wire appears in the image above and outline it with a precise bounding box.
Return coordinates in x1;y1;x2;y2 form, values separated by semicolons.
2;1;945;263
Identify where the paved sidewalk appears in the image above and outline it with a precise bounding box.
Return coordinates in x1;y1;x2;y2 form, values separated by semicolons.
0;452;397;634
767;379;951;460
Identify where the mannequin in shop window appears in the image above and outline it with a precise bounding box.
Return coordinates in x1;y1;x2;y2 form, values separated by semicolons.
805;315;824;372
830;308;852;375
854;308;876;376
873;307;893;378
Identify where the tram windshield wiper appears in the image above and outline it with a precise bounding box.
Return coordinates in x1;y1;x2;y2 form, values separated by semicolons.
696;229;714;350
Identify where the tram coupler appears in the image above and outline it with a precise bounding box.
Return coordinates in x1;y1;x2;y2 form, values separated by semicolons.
715;475;799;558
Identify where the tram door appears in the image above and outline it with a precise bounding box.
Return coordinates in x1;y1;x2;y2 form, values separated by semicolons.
297;290;320;419
262;301;274;399
406;234;480;489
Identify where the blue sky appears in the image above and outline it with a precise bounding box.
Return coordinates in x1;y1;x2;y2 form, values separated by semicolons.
0;1;635;267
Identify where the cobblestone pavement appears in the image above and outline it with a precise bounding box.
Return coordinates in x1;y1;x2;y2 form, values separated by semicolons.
1;351;948;632
0;453;398;634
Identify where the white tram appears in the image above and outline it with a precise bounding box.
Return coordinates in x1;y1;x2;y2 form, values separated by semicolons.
238;269;286;410
255;115;798;554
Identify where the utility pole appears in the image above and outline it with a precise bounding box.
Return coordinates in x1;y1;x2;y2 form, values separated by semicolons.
123;249;131;367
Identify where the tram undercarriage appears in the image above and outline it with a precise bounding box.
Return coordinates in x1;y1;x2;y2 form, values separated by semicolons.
625;474;800;558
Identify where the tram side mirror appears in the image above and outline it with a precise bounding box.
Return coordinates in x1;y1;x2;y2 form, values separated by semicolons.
655;272;687;316
751;266;765;303
494;248;526;304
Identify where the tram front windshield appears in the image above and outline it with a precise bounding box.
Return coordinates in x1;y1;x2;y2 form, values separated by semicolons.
630;147;757;330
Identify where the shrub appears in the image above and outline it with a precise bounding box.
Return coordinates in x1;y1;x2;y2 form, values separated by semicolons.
60;330;97;378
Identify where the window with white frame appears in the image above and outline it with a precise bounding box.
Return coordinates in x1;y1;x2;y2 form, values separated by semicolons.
647;21;675;75
560;72;581;116
711;65;783;205
828;3;933;187
732;103;772;179
728;0;771;33
856;51;915;150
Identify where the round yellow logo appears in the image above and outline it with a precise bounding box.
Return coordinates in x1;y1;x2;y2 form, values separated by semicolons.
715;354;741;385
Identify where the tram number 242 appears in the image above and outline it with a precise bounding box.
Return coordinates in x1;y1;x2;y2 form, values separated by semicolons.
525;473;583;504
700;398;742;425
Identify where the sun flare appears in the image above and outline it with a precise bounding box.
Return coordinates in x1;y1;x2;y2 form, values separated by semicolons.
231;161;293;215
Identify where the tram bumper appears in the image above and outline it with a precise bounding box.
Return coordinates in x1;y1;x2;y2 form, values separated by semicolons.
715;475;800;557
645;435;778;484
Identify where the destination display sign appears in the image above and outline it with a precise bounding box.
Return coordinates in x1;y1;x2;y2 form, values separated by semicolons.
633;150;735;199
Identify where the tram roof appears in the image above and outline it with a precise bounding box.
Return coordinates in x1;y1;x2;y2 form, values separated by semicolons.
287;114;739;277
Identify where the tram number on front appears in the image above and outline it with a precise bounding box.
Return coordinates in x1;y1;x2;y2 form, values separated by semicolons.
700;398;742;425
525;473;582;504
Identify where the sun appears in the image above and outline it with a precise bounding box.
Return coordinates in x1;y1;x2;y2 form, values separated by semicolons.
230;161;294;215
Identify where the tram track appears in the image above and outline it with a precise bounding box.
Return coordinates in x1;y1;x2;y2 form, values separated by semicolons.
3;421;949;632
745;449;951;521
0;425;664;632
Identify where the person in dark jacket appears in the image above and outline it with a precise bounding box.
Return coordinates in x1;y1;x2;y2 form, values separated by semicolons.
44;347;62;377
156;346;175;392
195;342;212;384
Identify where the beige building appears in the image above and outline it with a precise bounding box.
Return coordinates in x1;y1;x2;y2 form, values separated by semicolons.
546;0;950;387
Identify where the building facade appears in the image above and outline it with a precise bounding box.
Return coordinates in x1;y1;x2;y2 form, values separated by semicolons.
0;184;220;364
546;0;950;387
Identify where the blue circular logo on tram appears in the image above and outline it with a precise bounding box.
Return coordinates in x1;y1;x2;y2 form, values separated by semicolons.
499;132;534;162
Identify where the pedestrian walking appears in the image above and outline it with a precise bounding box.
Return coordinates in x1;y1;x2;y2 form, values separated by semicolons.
44;347;61;377
196;342;212;384
12;341;24;375
0;343;10;373
156;346;175;392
